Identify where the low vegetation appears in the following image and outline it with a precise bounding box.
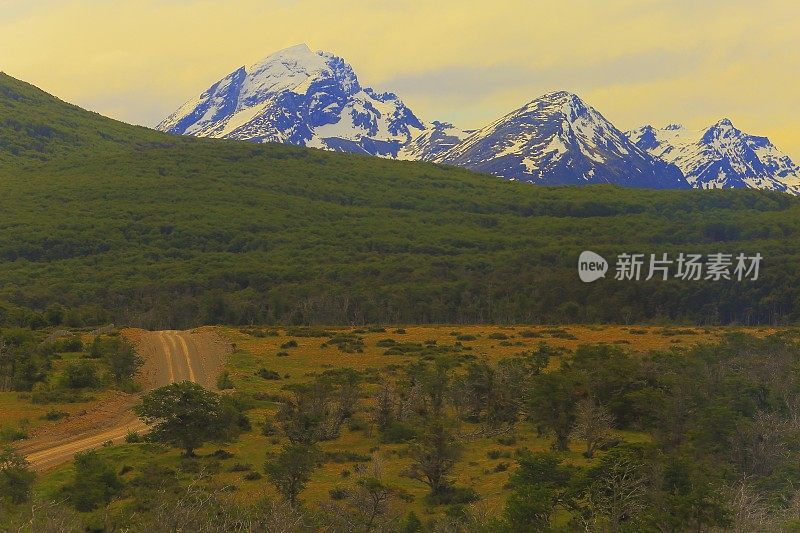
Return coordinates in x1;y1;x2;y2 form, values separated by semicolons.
3;325;800;531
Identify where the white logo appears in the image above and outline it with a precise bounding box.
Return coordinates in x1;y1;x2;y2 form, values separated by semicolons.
578;251;608;283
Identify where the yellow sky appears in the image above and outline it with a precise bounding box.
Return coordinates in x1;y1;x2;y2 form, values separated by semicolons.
2;0;799;158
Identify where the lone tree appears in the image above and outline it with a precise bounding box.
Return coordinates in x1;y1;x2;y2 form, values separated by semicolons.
528;371;582;451
134;381;229;457
264;443;319;506
106;337;142;384
504;451;572;531
571;397;614;458
401;418;461;496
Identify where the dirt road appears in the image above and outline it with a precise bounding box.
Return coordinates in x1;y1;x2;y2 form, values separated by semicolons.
17;328;230;471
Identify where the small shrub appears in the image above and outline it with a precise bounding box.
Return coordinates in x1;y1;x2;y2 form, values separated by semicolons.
400;511;423;533
261;418;278;436
456;334;477;341
0;424;28;443
380;422;417;444
327;334;365;353
285;327;331;338
43;409;69;421
243;471;262;481
256;368;280;380
488;332;509;340
329;487;349;500
210;449;234;460
659;328;698;336
424;487;479;506
66;451;123;512
276;351;290;357
280;340;298;349
30;384;94;404
323;450;371;463
124;431;143;443
497;435;517;446
348;417;367;432
544;328;577;339
118;380;142;394
50;335;83;353
62;361;99;389
228;462;252;472
216;371;234;390
494;462;510;472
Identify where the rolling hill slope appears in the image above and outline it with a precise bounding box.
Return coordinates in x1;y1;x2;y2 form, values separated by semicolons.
2;72;800;327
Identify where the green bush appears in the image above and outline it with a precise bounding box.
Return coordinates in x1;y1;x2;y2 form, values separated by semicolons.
0;446;35;505
124;431;142;443
216;371;234;390
62;361;99;389
380;422;417;444
329;487;349;500
42;409;69;421
64;451;123;512
256;368;280;380
424;486;479;506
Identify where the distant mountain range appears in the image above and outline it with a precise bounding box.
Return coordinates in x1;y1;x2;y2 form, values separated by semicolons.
628;121;800;194
159;44;800;193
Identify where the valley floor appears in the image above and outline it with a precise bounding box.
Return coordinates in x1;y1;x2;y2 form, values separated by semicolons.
6;324;782;519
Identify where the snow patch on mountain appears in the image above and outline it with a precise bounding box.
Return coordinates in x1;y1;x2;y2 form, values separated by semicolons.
628;120;800;193
398;121;475;161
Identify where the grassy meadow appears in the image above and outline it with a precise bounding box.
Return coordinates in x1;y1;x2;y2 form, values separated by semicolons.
23;324;786;526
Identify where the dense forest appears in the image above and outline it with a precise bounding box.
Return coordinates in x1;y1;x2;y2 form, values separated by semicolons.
2;73;800;328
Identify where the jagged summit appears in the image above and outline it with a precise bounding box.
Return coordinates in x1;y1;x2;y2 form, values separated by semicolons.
435;92;688;188
158;44;424;157
628;119;800;193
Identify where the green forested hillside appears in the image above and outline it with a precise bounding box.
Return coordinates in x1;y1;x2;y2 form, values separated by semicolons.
1;72;799;328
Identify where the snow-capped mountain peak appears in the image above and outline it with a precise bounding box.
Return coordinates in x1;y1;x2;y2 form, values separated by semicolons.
435;91;688;188
158;44;424;157
628;119;800;193
241;44;360;100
